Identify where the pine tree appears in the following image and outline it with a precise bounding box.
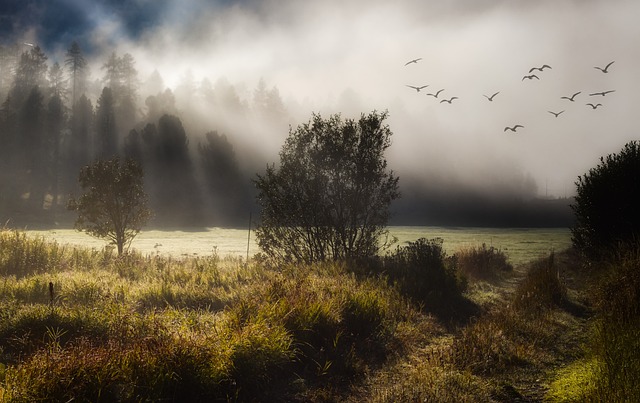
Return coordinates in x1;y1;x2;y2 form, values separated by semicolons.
46;94;65;213
65;41;87;104
95;87;118;159
21;86;47;212
48;62;67;102
65;94;93;196
10;45;48;108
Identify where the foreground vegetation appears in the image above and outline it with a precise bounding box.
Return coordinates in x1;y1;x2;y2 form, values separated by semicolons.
0;230;637;401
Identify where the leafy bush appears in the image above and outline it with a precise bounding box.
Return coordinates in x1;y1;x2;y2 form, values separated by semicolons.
383;238;467;315
571;140;640;261
254;111;400;264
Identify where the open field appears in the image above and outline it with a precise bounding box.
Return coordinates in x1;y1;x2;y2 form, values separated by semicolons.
25;226;571;266
0;228;609;402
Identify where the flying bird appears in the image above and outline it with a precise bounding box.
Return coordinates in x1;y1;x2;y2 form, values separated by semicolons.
440;97;458;104
522;74;539;81
586;103;603;109
548;110;564;118
404;58;422;66
504;125;524;132
406;85;428;92
561;91;581;101
483;91;500;101
594;61;614;73
427;89;445;98
589;90;615;96
529;64;552;73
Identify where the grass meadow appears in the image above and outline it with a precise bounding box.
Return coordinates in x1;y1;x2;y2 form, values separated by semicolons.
0;229;636;402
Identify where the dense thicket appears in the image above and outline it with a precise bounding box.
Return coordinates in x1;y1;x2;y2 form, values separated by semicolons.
558;141;640;401
0;42;287;228
571;141;640;260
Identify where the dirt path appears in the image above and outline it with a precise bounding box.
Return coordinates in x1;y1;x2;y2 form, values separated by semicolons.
494;250;592;402
346;249;593;402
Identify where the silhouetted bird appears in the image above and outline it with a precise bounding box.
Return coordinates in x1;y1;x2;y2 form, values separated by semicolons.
504;125;524;132
548;110;564;117
589;90;615;96
404;58;422;66
483;92;500;101
406;85;428;92
440;97;458;104
529;64;552;72
594;61;614;73
522;74;539;81
561;91;581;101
586;103;602;109
427;89;445;98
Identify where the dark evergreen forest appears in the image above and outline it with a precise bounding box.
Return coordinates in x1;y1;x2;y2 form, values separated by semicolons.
0;42;288;228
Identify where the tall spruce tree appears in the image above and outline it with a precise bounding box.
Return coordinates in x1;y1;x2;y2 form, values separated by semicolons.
21;86;47;212
95;87;118;159
65;41;87;104
46;94;65;213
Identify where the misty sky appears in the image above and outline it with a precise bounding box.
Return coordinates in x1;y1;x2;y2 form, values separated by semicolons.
3;0;639;201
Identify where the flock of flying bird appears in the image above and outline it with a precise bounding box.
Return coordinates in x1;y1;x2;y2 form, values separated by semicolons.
403;58;616;133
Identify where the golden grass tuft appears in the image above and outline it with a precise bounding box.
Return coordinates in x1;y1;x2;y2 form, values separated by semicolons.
513;252;567;313
453;243;513;281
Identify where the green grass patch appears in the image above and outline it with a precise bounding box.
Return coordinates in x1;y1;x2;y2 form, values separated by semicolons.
547;357;602;402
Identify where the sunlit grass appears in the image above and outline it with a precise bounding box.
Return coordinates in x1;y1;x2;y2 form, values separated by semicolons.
0;230;440;401
547;357;601;402
2;229;630;402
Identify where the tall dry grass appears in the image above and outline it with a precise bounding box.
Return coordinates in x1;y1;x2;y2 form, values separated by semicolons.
453;243;513;281
548;246;640;401
2;230;602;402
0;230;447;401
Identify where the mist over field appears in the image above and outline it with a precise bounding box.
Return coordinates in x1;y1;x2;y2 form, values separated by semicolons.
2;0;639;227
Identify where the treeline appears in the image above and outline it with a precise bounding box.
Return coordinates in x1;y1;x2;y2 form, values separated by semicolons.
0;42;288;227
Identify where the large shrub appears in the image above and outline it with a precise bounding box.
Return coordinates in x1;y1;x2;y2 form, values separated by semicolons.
254;111;400;264
384;238;466;315
571;141;640;261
